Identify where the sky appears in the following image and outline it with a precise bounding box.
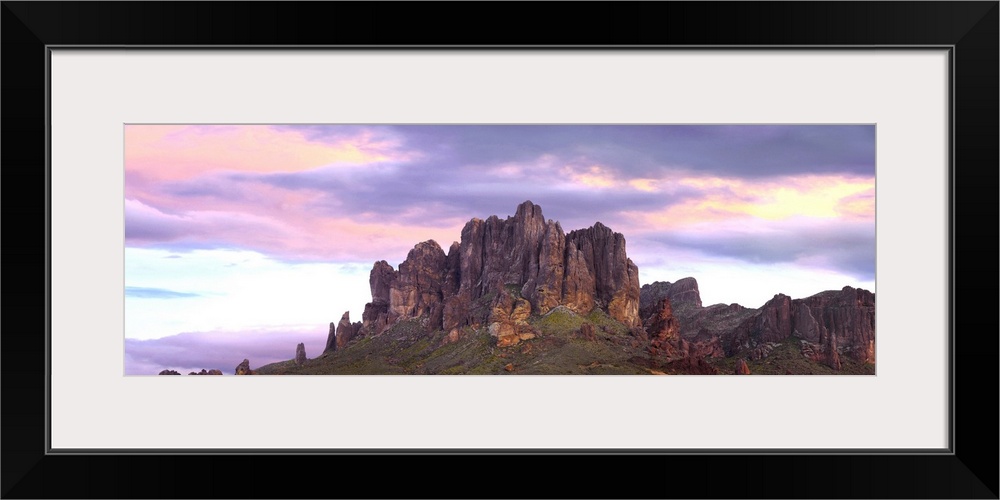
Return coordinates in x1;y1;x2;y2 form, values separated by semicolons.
124;124;876;375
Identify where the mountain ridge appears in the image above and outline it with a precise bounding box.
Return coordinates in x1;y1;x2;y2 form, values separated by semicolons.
226;200;875;375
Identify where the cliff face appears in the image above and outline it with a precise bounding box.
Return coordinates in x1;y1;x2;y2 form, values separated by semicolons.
341;201;641;348
639;277;702;318
564;223;641;327
719;287;875;366
640;278;751;340
639;280;876;370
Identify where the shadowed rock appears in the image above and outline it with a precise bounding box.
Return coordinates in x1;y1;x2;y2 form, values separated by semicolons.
564;222;640;327
389;241;447;325
295;343;306;365
335;311;355;349
188;369;222;375
646;298;680;342
324;322;337;353
725;286;875;363
664;357;719;375
235;359;252;375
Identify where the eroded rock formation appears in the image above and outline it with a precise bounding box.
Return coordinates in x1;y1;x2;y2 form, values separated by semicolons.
349;201;642;345
735;358;751;375
188;369;223;375
235;359;252;375
335;311;357;350
639;277;703;316
723;286;875;364
314;201;874;375
324;322;337;353
295;343;306;365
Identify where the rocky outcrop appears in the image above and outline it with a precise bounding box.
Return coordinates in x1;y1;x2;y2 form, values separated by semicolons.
564;222;640;327
724;286;875;364
560;240;595;316
640;278;737;340
235;359;252;375
664;357;719;375
639;277;702;318
794;286;875;363
725;296;788;354
645;298;680;342
489;289;537;347
295;343;306;365
685;303;755;341
389;241;447;327
350;201;641;345
370;260;395;304
666;277;702;309
188;369;223;375
335;311;357;350
360;260;396;337
158;369;181;375
826;333;842;370
645;297;681;358
735;359;751;375
452;201;639;329
525;218;566;315
455;203;544;311
324;322;337;353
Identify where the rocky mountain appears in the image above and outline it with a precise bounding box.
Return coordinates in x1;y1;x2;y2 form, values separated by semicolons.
637;277;875;373
251;201;875;376
724;286;876;367
347;201;641;349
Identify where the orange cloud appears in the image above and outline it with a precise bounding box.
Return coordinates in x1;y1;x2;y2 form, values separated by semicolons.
628;174;875;230
561;164;664;192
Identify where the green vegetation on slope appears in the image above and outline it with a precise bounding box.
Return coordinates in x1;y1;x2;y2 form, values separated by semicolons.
707;336;876;375
254;307;872;376
255;306;649;375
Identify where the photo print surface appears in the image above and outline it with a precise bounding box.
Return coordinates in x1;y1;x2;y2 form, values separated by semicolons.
124;125;876;375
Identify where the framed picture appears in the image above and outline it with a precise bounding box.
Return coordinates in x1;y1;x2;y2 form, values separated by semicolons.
3;2;996;498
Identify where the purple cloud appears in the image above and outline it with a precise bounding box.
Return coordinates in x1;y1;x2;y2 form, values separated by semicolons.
125;328;328;375
125;287;201;299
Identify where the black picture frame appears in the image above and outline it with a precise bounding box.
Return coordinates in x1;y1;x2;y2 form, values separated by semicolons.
3;2;996;498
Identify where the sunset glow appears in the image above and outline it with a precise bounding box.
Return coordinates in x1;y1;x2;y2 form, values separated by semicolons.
125;125;875;374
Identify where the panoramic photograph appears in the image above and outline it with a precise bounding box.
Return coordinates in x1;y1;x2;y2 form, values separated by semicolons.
125;124;875;375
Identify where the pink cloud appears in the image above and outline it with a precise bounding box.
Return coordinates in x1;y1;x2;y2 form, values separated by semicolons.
125;125;410;182
125;125;463;262
125;197;465;263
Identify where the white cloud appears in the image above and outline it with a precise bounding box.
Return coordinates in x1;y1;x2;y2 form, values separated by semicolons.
125;248;371;340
